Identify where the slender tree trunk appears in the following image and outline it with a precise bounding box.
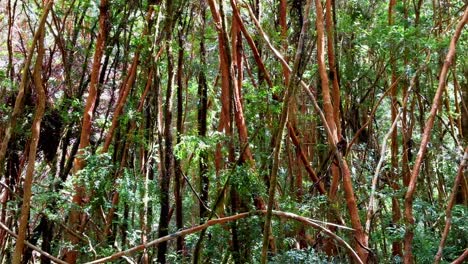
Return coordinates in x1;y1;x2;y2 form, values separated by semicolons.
279;0;289;86
175;24;186;255
211;0;234;180
5;0;16;82
156;52;175;263
231;15;254;164
323;2;348;256
64;0;109;262
0;0;52;177
388;0;403;257
458;70;468;205
321;0;340;202
11;10;48;263
325;0;341;137
157;3;176;260
198;4;209;222
403;8;467;263
314;0;369;261
207;0;231;136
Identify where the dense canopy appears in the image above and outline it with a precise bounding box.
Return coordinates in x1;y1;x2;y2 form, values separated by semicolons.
0;0;467;263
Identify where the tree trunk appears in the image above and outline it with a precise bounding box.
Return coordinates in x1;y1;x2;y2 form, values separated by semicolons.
198;5;209;221
388;0;403;257
403;9;467;263
157;3;176;261
175;24;186;255
64;0;109;262
314;0;369;261
12;10;48;262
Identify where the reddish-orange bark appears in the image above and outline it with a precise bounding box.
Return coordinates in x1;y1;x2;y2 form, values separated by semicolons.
210;0;233;178
279;0;290;86
207;0;231;135
450;249;468;264
231;14;254;163
64;0;109;262
314;0;368;261
101;54;139;153
325;0;341;137
404;9;467;263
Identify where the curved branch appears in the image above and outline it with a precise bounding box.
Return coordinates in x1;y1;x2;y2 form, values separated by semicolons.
85;210;362;264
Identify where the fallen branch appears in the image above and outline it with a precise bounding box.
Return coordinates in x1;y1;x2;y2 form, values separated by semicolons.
85;210;362;264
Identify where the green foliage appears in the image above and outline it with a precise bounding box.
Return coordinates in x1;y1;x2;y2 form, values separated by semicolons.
201;224;233;261
270;248;336;264
174;133;221;161
443;205;468;261
73;150;114;210
59;97;85;123
2;0;467;262
229;165;265;206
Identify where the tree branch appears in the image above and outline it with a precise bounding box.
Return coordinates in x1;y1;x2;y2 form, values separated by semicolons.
85;210;362;264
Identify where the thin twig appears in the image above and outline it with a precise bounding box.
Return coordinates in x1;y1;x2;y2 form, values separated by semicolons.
181;171;217;218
